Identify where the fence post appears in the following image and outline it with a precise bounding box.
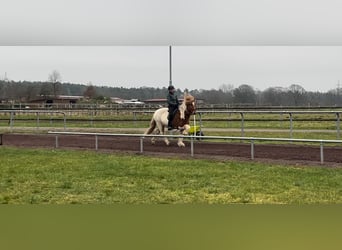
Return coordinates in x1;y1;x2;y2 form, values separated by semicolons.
10;111;14;132
336;112;340;139
133;112;137;126
95;135;98;151
320;141;324;164
63;113;66;131
289;112;293;139
55;135;59;148
240;112;245;137
36;112;40;132
90;109;94;127
199;113;203;132
190;136;194;157
140;137;144;153
251;138;254;160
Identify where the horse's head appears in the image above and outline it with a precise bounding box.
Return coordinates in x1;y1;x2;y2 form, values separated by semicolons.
183;94;196;115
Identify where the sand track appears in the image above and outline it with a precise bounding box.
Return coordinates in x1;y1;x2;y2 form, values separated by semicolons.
2;133;342;167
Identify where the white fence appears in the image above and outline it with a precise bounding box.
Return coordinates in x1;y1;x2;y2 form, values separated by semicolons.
0;110;66;132
199;110;342;139
133;110;342;139
48;131;342;165
2;109;342;139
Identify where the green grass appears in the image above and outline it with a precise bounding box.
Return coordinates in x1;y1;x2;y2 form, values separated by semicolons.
1;111;341;141
1;111;341;130
1;147;342;204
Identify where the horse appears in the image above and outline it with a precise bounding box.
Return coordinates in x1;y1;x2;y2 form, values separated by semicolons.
144;93;196;147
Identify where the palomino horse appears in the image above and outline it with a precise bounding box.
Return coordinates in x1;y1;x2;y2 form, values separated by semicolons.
144;94;196;147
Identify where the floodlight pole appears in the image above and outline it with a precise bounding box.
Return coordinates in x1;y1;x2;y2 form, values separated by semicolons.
169;46;172;86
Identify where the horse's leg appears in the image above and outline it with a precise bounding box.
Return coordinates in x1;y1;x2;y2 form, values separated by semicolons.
145;119;157;144
151;128;160;145
162;126;170;146
177;124;190;147
157;123;169;146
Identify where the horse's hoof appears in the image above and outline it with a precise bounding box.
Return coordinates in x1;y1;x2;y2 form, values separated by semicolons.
177;143;185;147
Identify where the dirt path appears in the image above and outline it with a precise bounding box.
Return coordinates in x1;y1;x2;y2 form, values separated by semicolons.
2;133;342;167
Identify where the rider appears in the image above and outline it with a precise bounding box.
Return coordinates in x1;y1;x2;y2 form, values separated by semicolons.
167;85;179;130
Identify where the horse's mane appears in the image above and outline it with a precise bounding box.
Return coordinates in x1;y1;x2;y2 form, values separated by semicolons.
172;95;195;129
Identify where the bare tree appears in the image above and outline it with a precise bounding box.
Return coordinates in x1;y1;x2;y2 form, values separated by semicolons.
48;70;62;97
219;83;234;93
261;87;287;106
288;84;306;106
219;84;234;103
83;83;97;99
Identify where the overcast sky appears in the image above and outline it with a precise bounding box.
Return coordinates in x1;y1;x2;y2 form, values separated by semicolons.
1;46;342;92
1;0;342;92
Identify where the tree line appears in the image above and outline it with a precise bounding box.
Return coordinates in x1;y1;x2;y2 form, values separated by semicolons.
1;80;342;106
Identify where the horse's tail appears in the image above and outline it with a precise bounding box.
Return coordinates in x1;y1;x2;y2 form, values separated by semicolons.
145;117;156;135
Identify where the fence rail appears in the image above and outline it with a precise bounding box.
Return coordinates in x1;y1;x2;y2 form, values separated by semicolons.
2;109;342;139
48;131;342;165
134;110;342;139
0;110;66;132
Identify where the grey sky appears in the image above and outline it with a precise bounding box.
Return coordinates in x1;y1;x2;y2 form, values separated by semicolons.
1;46;342;92
1;1;342;92
1;0;342;45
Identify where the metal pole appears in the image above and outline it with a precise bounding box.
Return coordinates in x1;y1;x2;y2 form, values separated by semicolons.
95;135;98;151
63;113;66;131
36;112;40;132
199;113;202;132
133;111;137;127
190;136;194;157
193;113;196;138
55;135;59;148
140;137;144;153
251;138;254;160
169;46;172;86
320;141;324;164
240;112;244;137
10;111;14;132
336;112;340;139
289;113;293;139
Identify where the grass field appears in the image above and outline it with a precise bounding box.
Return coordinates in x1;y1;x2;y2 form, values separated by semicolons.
1;111;341;130
1;147;341;204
